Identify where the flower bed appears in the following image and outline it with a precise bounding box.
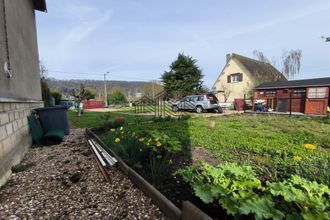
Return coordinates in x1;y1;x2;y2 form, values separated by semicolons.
74;113;330;219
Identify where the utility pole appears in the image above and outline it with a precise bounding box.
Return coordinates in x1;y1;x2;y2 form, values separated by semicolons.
104;72;109;107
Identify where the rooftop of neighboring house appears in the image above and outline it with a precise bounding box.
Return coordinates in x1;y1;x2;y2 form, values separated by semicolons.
230;53;287;82
255;77;330;89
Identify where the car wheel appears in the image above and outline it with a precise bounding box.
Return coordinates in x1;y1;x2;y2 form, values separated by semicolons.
215;107;223;114
172;105;179;112
195;106;203;113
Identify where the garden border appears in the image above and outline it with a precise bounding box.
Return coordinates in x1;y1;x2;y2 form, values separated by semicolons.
85;128;213;220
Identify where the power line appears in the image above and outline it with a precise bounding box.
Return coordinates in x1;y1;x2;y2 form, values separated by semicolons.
47;70;160;81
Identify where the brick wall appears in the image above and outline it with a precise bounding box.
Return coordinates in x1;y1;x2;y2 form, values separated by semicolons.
0;101;43;186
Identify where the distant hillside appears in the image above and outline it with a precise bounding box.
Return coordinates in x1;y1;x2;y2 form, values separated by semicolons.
46;78;149;99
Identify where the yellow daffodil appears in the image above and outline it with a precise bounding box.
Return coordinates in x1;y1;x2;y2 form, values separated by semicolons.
115;138;120;143
110;128;115;132
156;141;162;147
139;137;145;142
304;144;316;150
293;156;302;161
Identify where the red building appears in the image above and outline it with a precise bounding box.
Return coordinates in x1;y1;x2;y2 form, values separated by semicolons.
254;77;330;115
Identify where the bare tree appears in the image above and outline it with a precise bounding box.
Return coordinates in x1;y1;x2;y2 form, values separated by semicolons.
141;82;163;99
282;49;302;80
220;82;233;103
39;60;48;79
253;49;302;80
253;50;270;63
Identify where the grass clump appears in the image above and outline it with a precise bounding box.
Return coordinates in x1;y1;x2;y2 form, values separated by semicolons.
11;162;36;173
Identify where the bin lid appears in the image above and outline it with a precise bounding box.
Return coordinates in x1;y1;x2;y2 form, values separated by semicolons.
35;106;68;112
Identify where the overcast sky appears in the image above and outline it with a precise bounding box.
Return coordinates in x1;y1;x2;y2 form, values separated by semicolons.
36;0;330;87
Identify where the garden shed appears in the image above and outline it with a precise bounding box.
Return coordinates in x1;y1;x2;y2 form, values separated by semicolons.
254;77;330;115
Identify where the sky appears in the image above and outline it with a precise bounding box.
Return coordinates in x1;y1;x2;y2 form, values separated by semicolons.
36;0;330;88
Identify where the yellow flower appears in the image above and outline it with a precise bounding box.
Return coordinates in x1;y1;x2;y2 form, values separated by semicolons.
115;138;120;143
139;137;145;142
304;144;316;150
110;128;116;132
293;156;302;161
156;141;162;147
155;138;160;142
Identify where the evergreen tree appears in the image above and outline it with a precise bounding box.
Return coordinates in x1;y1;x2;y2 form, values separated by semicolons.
161;53;204;99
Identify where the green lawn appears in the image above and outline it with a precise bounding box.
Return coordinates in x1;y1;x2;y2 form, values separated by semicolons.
69;111;330;185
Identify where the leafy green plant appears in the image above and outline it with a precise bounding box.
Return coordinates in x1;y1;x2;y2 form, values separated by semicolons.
267;175;330;220
12;162;36;173
176;162;330;219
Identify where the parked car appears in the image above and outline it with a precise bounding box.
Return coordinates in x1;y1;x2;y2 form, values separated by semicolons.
172;94;223;113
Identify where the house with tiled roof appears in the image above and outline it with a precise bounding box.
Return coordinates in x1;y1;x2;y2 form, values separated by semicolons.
212;53;287;103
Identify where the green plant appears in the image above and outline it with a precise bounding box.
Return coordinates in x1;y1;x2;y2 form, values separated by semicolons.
176;163;330;219
149;153;171;187
47;154;56;160
12;162;36;173
105;129;147;167
268;175;330;220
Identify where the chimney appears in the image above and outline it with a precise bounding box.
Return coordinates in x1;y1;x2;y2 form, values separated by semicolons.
226;54;231;63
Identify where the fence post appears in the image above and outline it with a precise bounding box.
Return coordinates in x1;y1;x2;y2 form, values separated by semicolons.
244;94;246;113
289;92;292;117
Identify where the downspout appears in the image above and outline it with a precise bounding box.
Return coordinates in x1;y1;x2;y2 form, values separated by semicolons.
2;0;12;78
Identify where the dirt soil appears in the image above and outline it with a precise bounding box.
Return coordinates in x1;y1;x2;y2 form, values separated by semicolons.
191;146;221;166
0;129;165;220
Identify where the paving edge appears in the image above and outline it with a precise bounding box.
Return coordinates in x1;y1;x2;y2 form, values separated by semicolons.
86;128;213;220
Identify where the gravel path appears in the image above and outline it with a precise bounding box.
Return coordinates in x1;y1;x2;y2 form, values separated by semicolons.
0;129;166;219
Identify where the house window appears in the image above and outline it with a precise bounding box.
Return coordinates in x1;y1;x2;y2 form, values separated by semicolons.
293;89;306;97
265;91;276;97
308;87;327;98
227;73;243;83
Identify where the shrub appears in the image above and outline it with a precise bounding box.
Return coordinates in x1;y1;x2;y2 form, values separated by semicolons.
176;162;330;219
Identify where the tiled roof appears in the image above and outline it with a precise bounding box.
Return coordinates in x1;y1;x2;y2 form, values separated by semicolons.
232;53;287;82
255;77;330;89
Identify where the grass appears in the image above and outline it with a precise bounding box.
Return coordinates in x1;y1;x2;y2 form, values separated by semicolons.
68;110;149;128
68;111;330;185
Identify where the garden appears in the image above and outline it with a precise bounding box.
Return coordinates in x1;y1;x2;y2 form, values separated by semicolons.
69;110;330;219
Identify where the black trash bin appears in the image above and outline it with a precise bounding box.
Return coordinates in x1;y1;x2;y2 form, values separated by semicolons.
35;106;69;135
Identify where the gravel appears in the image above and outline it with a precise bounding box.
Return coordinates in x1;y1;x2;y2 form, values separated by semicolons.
0;129;166;219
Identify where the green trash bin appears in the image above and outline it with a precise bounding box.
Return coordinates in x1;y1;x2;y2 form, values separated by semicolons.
35;106;69;135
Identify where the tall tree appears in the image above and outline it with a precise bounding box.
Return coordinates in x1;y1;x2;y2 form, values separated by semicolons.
161;53;204;99
282;49;302;80
253;49;302;80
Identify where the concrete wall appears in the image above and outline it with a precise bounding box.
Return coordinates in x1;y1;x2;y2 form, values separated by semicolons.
0;0;44;186
0;0;42;101
213;58;255;102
